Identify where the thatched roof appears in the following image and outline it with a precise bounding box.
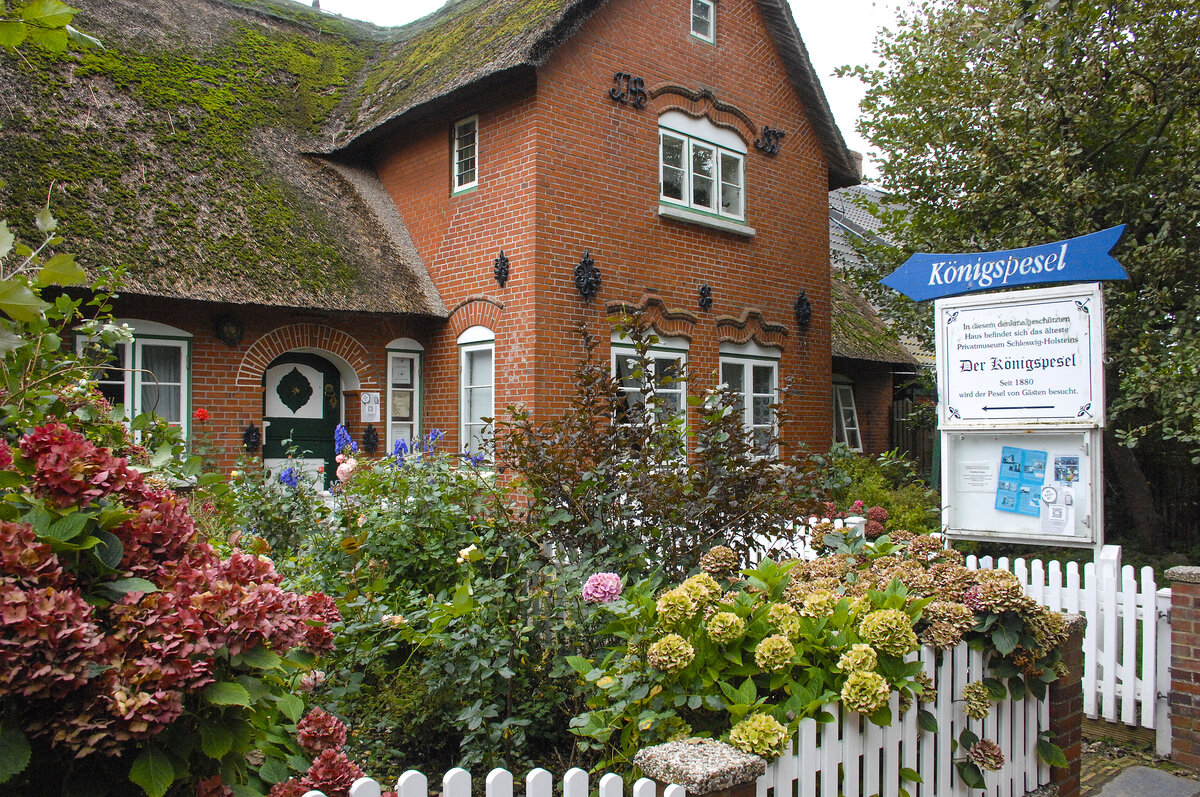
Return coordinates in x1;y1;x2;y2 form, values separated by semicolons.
831;276;916;365
0;0;855;312
0;0;445;315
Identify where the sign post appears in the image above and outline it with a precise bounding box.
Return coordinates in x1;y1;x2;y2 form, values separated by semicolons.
883;228;1126;550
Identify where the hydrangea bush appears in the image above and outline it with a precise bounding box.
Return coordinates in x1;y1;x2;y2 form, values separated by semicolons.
0;422;340;795
571;524;1071;788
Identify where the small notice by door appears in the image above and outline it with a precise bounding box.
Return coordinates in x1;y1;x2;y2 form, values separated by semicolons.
361;392;381;423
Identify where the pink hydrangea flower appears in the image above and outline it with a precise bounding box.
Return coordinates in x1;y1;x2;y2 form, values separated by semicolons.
850;500;865;513
582;572;622;604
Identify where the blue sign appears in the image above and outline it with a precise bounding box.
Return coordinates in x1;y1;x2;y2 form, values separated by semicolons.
882;226;1127;302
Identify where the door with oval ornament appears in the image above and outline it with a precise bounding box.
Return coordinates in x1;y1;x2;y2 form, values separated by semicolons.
262;352;341;487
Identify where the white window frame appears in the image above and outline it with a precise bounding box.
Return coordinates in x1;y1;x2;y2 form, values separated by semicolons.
452;114;479;193
833;380;863;452
719;341;780;456
611;333;689;431
458;326;494;455
690;0;715;42
76;320;192;438
385;338;423;450
658;111;745;222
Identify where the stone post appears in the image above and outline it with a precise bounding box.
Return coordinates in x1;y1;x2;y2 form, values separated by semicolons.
1166;565;1200;768
633;739;765;797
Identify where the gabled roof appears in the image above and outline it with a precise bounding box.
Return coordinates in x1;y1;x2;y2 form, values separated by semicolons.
333;0;860;189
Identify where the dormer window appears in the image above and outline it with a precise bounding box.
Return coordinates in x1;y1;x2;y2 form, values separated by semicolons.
691;0;714;42
452;115;478;193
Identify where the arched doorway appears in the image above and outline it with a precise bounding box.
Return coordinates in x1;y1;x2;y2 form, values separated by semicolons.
263;352;342;487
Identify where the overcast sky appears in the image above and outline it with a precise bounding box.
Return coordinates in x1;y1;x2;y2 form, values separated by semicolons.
302;0;898;176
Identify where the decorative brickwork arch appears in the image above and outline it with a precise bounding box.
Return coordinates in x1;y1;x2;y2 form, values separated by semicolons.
648;84;757;146
715;308;789;349
606;293;698;341
236;324;378;390
448;296;504;338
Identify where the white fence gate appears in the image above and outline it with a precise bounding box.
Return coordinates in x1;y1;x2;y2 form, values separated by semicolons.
303;642;1050;797
966;544;1172;754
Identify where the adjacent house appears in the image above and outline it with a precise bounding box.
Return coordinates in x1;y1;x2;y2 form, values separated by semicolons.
1;0;864;476
829;183;930;464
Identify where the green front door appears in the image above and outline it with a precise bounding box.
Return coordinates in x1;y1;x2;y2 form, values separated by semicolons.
263;352;341;487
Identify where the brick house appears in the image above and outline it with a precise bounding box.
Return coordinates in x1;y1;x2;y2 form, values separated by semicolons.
1;0;863;476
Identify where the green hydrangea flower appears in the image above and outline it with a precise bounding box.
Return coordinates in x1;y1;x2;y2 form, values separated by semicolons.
754;634;795;672
681;573;722;606
766;602;801;637
858;608;919;658
836;643;878;674
728;712;789;757
962;680;992;720
699;545;741;578
799;589;839;618
840;670;891;715
647;634;696;673
656;587;698;630
706;611;745;645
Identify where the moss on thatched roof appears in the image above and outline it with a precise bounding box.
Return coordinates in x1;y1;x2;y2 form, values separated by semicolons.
831;276;916;365
0;0;444;315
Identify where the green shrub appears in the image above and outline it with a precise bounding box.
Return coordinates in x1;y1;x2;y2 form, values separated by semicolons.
825;447;940;534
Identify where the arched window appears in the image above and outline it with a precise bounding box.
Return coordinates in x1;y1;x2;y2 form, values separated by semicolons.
385;338;424;448
658;110;747;224
458;326;494;454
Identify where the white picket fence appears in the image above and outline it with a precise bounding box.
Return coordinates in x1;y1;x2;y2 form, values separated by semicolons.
300;766;682;797
966;544;1172;754
758;645;1048;797
302;642;1050;797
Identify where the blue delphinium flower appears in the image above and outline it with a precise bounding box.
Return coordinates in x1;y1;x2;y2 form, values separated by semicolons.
334;423;358;454
279;467;299;489
391;438;409;466
464;448;486;467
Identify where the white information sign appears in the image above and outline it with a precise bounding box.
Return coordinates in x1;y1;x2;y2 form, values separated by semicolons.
935;283;1105;427
360;391;381;423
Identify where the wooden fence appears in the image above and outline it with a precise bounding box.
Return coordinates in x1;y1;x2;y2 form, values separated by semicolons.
302;643;1052;797
966;544;1172;754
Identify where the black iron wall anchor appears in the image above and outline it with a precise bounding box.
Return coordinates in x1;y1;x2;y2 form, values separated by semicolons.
698;284;713;312
494;250;510;289
754;126;786;156
242;422;262;453
794;290;813;331
609;72;648;109
362;424;380;455
574;250;602;302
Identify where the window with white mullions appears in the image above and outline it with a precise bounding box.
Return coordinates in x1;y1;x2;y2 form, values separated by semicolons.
76;320;191;437
452;115;478;192
458;326;494;455
720;347;779;455
386;338;423;449
659;113;746;221
833;382;862;452
612;338;689;430
691;0;714;41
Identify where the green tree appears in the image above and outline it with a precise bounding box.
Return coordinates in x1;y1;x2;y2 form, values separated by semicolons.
846;0;1200;546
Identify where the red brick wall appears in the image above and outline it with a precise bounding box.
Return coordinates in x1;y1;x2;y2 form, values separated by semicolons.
375;0;834;453
107;296;435;469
